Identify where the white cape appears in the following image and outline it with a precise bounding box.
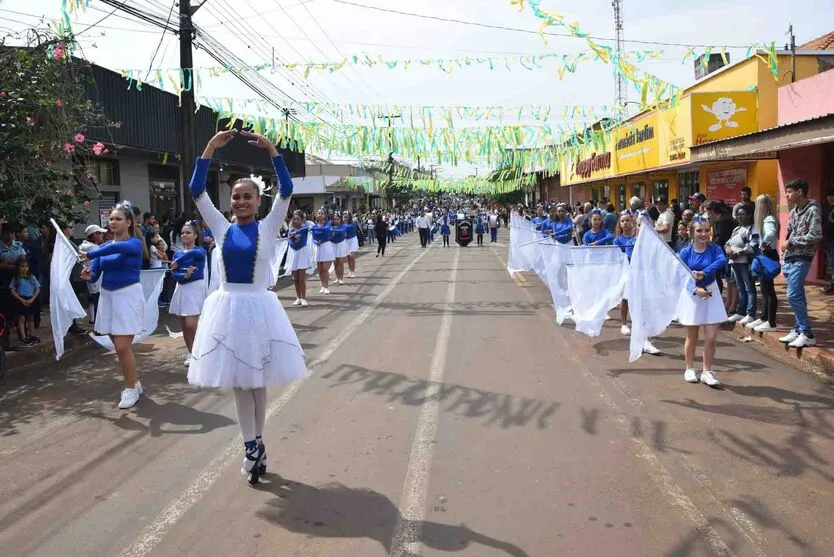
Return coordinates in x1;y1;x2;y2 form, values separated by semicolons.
90;269;167;350
49;219;87;360
627;218;693;362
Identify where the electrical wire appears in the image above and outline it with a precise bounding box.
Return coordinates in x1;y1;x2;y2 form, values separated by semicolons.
142;0;177;81
330;0;755;50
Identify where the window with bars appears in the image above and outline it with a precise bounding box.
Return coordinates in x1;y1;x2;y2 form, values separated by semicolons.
653;180;669;202
616;184;626;211
678;171;700;207
85;160;120;186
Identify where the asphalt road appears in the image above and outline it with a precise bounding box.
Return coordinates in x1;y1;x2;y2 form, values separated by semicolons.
1;231;833;557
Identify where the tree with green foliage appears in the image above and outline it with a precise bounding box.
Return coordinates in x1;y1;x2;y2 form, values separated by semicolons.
0;28;108;227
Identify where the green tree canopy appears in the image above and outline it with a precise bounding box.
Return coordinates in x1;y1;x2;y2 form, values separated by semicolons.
0;28;108;228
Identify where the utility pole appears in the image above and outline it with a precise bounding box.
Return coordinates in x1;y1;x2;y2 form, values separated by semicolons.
377;113;401;209
179;0;201;216
612;0;626;109
787;23;797;83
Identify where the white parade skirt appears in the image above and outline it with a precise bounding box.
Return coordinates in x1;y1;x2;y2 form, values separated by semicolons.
675;281;727;326
188;283;306;390
315;241;335;263
95;282;144;336
287;246;312;271
169;279;207;316
347;236;359;253
333;241;349;259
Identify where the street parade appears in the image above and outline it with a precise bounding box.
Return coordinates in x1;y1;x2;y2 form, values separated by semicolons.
1;1;834;555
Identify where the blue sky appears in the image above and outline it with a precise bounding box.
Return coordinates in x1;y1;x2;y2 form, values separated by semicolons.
1;0;831;174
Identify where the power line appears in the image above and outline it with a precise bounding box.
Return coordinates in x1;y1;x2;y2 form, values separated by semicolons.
330;0;754;50
142;0;177;82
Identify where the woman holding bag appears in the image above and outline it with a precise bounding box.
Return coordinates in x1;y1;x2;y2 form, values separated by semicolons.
748;194;780;332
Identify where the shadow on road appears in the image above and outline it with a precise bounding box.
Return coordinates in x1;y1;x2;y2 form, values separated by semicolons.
322;364;559;430
254;478;529;557
80;397;235;437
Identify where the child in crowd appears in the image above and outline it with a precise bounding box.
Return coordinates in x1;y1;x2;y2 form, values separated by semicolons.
9;257;41;347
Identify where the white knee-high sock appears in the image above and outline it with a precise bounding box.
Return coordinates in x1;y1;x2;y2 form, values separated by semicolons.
233;389;257;443
253;387;267;438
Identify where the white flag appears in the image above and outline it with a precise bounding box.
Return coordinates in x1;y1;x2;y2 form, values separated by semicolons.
566;247;629;337
540;241;572;324
627;217;692;362
49;220;87;360
269;238;290;285
90;269;166;350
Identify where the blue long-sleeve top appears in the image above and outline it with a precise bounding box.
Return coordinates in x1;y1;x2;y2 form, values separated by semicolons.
311;225;331;245
171;247;206;283
532;216;546;231
474;220;485;234
613;234;637;261
344;222;357;239
189;155;293;284
541;218;573;244
288;226;310;250
679;243;727;290
582;229;613;246
441;223;450;235
87;237;143;290
330;225;347;243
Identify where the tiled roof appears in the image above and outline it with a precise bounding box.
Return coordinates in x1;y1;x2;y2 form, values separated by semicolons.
799;31;834;51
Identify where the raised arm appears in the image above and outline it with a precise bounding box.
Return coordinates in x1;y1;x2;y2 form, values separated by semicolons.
192;131;236;239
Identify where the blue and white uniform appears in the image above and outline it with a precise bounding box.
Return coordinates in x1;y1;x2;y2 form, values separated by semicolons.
169;247;208;316
286;225;312;271
312;224;334;263
676;243;728;326
186;155;305;390
582;228;614;246
86;237;144;336
344;222;359;254
331;224;349;259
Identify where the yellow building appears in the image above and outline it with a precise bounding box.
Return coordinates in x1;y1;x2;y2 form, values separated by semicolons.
561;49;829;209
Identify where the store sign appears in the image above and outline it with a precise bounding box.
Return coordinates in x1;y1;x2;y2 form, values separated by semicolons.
692;91;758;146
99;208;111;229
574;151;612;179
706;166;747;205
615;113;660;174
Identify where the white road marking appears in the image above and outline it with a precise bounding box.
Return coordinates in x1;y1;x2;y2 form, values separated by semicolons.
390;249;459;557
494;247;736;557
117;243;433;557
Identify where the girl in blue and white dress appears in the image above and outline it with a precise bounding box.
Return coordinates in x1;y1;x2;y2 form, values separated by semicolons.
79;201;145;409
343;211;359;279
286;210;311;307
330;213;349;286
168;220;207;366
187;130;306;485
311;210;334;295
677;217;728;387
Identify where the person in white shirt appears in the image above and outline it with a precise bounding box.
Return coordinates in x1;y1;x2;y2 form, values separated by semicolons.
79;224;106;325
488;211;500;242
416;209;430;248
654;197;675;247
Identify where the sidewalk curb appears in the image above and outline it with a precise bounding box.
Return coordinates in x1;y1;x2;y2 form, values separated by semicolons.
721;322;834;379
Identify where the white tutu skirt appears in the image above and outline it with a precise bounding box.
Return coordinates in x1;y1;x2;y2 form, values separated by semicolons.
347;236;359;253
333;241;349;259
675;281;727;326
188;284;306;389
287;246;312;271
95;283;144;336
169;279;207;316
315;241;335;263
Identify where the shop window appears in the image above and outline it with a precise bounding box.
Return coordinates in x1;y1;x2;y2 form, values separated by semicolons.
601;186;611;203
616;184;626;211
653;180;669;202
631;183;645;202
85;159;120;186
